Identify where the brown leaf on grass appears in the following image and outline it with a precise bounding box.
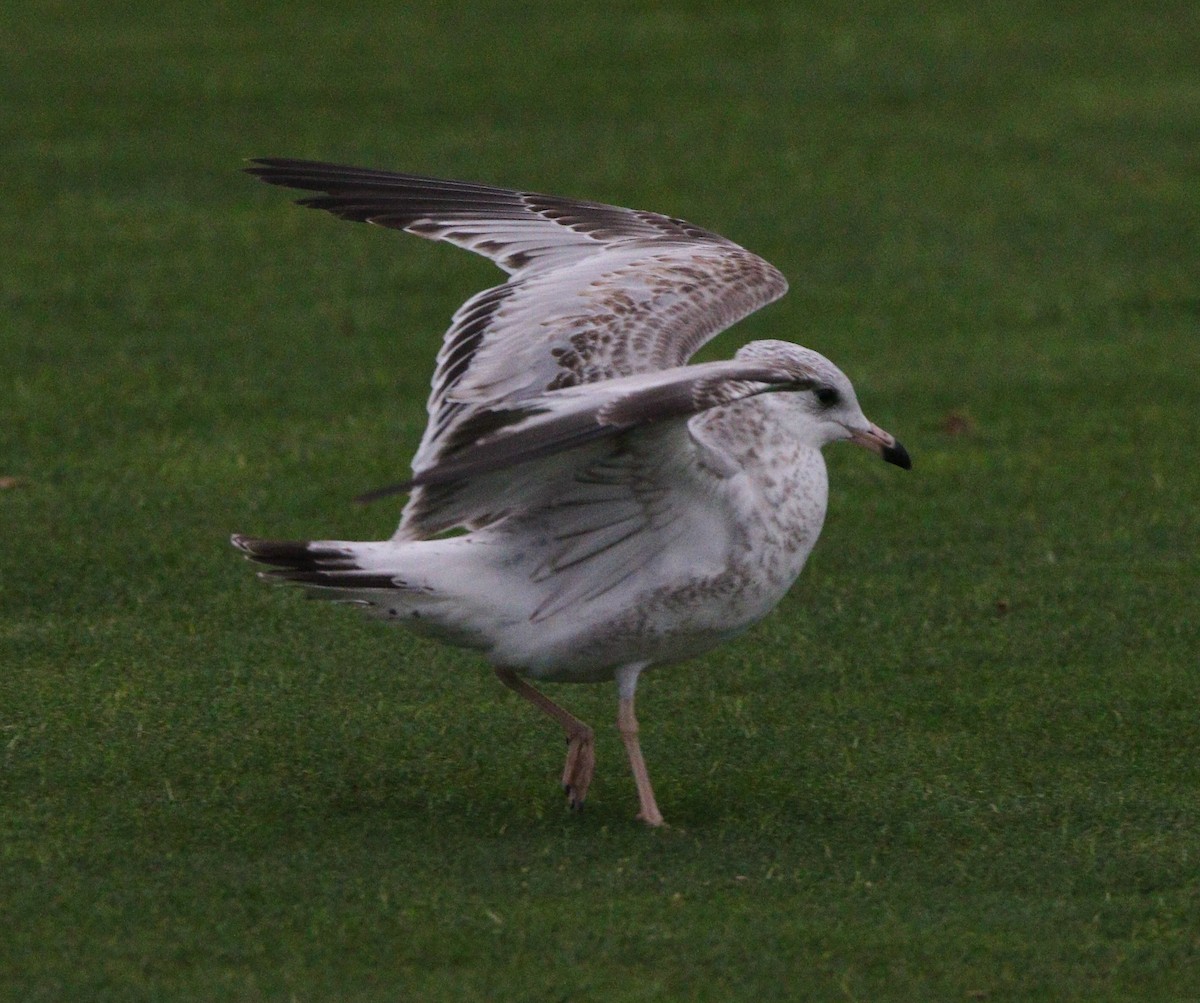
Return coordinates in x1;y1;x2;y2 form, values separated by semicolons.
940;409;977;436
0;476;27;490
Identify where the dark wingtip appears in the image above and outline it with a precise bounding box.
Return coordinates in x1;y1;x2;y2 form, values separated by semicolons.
883;440;912;470
354;480;416;505
244;156;305;170
243;158;313;189
243;157;284;177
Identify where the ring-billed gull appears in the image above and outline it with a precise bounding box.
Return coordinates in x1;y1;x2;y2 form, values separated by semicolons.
233;159;910;827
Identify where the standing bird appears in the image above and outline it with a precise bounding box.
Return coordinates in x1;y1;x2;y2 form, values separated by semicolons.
233;159;910;827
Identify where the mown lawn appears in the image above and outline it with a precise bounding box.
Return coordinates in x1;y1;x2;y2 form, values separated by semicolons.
2;2;1198;1000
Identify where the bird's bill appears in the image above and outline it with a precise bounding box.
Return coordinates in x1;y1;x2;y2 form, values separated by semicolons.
849;422;912;470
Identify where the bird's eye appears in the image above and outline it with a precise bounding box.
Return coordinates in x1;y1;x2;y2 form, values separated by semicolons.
815;386;841;407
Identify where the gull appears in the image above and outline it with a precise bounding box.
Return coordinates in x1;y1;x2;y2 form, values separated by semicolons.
232;159;911;827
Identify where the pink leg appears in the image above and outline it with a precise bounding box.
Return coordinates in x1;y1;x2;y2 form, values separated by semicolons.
617;693;665;827
495;667;595;810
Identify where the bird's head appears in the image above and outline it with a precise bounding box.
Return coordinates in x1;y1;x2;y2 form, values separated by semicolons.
735;340;911;469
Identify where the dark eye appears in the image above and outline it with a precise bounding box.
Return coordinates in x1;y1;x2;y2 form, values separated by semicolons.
815;386;841;408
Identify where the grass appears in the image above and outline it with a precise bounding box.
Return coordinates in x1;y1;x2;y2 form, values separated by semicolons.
3;1;1198;999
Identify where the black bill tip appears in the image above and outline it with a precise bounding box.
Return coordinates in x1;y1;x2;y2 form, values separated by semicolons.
883;439;912;470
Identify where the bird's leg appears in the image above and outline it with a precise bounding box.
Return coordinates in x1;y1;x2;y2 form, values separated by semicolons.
614;664;664;827
617;696;665;827
494;667;595;810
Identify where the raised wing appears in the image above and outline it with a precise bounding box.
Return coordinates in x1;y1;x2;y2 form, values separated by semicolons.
390;356;815;623
247;159;790;536
370;356;816;536
247;158;737;274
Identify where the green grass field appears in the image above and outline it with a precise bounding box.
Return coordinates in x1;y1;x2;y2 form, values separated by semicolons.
3;2;1198;999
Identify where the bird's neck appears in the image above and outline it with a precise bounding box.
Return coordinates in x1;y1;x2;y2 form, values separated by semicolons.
694;395;830;554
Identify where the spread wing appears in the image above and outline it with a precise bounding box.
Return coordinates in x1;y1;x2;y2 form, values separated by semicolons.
360;357;817;618
247;159;790;538
364;358;814;504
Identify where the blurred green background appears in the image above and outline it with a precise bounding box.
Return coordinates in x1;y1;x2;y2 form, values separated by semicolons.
2;2;1197;1000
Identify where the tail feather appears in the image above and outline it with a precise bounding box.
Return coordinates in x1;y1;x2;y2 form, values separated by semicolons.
230;534;402;590
232;533;490;650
